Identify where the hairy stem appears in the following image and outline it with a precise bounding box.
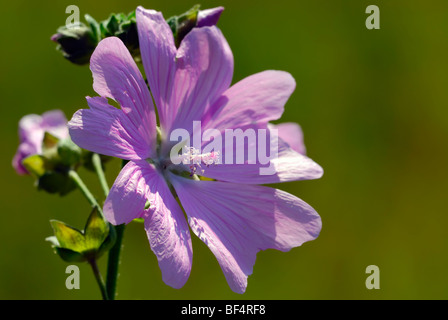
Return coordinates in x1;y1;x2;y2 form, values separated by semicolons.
89;259;109;300
68;170;99;209
106;224;125;300
105;159;128;300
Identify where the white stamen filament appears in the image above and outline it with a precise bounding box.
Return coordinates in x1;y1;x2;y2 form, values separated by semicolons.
179;147;220;176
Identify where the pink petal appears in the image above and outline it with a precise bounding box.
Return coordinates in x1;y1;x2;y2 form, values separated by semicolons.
169;26;233;135
18;114;44;153
68;97;152;160
104;160;192;288
136;7;177;135
143;172;193;289
12;143;36;175
90;36;157;156
269;122;306;155
170;175;321;294
136;7;233;139
103;160;151;225
199;129;323;184
14;110;68;175
203;70;295;131
41;110;69;140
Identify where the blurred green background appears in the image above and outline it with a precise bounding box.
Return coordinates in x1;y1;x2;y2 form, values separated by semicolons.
1;0;448;300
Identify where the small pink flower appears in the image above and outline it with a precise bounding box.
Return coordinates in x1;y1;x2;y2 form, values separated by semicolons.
13;110;68;175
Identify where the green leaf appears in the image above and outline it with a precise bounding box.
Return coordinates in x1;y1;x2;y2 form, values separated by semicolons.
22;155;46;177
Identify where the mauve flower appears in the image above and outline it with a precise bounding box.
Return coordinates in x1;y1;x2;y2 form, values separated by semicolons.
68;6;323;294
13;110;68;175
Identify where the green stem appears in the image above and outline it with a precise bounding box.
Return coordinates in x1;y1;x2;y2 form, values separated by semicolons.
105;159;128;300
68;170;109;298
68;170;99;209
106;224;125;300
88;259;109;300
92;153;109;198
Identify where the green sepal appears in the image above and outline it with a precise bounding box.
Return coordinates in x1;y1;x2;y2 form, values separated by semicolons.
57;137;82;167
22;155;47;178
102;14;119;37
84;14;101;43
46;236;88;262
47;207;116;262
52;5;207;65
97;222;117;257
132;218;145;224
52;22;97;65
84;207;110;251
54;247;86;262
42;131;60;156
167;4;201;47
50;220;85;251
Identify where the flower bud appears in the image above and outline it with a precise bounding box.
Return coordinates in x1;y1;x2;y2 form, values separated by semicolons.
51;6;224;64
100;12;140;59
13;110;68;175
13;111;87;196
167;5;224;47
51;22;98;65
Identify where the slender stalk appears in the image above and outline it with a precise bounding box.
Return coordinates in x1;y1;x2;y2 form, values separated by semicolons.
68;170;99;209
106;224;125;300
105;159;128;300
92;153;109;198
68;169;110;299
88;259;109;300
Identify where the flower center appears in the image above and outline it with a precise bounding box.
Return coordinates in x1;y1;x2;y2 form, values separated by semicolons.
152;146;220;178
178;147;220;176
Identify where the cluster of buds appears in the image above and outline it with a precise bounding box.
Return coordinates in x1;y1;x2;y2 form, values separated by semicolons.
51;5;223;65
